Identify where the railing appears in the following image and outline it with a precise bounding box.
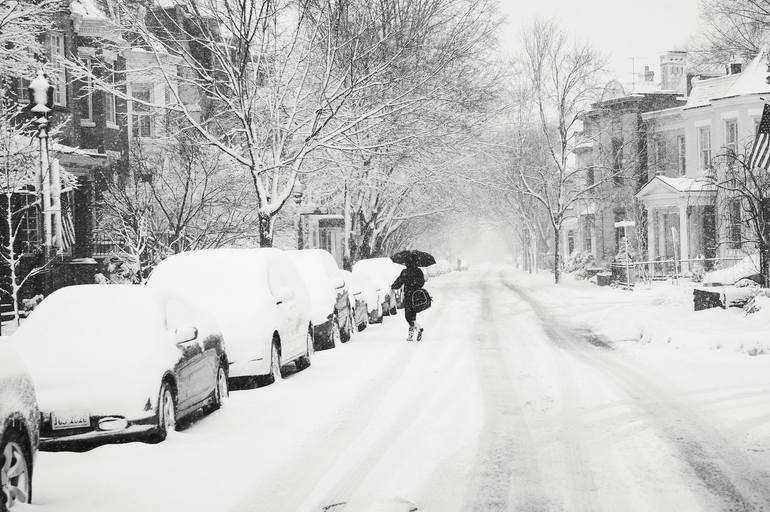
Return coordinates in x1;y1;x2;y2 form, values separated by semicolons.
610;256;746;289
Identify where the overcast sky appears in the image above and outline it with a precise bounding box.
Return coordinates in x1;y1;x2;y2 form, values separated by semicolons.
497;0;702;85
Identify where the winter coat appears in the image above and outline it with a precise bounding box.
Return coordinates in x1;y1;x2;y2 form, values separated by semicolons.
391;266;425;295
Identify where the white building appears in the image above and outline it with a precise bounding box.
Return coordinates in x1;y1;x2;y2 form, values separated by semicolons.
637;51;770;273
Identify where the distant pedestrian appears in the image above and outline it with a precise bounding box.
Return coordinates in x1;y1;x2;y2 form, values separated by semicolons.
391;258;425;341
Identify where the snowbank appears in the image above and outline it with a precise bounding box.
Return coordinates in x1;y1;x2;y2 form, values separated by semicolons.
510;270;770;356
703;253;760;285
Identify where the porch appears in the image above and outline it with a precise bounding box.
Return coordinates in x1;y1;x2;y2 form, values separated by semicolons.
636;176;717;276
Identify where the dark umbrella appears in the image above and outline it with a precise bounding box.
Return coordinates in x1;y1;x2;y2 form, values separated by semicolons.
391;249;436;267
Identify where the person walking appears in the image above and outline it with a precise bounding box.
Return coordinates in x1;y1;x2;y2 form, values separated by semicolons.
391;258;425;341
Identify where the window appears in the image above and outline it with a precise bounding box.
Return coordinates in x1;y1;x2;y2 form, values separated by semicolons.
17;78;30;103
677;136;686;176
130;84;154;138
582;214;594;253
698;126;712;171
585;166;595;187
105;64;117;127
655;139;667;170
79;57;94;124
725;119;738;157
729;199;742;249
583;120;592;137
612;138;623;185
49;32;66;106
567;230;575;254
17;192;39;253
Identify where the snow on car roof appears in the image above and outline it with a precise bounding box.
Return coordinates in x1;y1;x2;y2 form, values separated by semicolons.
15;285;163;344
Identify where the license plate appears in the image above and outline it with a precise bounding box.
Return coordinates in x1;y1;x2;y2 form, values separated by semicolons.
51;411;90;430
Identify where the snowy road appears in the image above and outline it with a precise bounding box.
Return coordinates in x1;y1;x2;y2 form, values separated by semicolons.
27;269;770;511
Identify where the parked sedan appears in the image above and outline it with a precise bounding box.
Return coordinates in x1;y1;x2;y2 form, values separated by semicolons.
343;270;381;328
148;248;312;385
286;249;353;350
0;338;38;509
352;258;404;317
13;285;228;448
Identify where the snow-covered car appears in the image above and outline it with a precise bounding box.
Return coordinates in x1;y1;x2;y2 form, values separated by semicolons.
352;258;404;317
286;249;353;350
342;270;376;330
12;285;228;448
148;248;312;385
0;338;38;509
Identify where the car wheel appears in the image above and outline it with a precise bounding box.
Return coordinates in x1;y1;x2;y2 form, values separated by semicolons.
341;313;353;343
330;315;342;348
153;382;176;443
296;327;313;371
212;364;228;410
263;340;282;385
0;430;32;509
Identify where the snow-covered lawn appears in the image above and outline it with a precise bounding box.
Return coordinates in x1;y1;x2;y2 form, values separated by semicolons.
510;268;770;355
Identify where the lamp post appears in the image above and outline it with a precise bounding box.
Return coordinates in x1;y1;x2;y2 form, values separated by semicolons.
293;180;306;249
29;71;54;260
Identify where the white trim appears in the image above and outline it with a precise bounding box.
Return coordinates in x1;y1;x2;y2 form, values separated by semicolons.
106;121;119;130
748;108;764;117
720;111;738;120
694;119;712;127
79;120;96;128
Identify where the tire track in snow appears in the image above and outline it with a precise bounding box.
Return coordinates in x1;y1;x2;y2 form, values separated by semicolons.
503;280;770;512
461;277;550;512
233;281;457;512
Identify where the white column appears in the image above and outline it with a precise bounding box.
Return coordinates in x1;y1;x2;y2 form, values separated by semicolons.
647;206;656;275
679;201;690;273
658;211;666;260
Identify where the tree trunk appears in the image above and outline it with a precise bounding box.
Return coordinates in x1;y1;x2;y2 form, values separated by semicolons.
760;241;770;287
258;212;273;248
553;225;561;284
342;177;352;270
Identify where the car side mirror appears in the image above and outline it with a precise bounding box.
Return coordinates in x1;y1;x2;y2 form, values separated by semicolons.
175;325;198;344
275;287;294;304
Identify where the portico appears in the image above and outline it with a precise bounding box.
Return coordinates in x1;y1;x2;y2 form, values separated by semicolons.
636;176;716;274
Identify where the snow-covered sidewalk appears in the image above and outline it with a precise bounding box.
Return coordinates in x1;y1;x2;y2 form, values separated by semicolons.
508;268;770;356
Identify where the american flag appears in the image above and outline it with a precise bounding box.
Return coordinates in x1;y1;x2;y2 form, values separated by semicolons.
748;104;770;170
62;210;76;252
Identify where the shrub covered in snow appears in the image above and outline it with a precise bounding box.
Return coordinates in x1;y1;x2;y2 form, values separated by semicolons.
564;251;596;279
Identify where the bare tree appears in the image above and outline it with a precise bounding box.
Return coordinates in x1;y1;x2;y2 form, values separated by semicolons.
517;19;605;284
96;136;261;278
693;0;770;67
710;145;770;284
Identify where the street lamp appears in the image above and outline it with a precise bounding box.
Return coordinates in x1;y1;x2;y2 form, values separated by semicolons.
293;180;306;249
29;71;54;259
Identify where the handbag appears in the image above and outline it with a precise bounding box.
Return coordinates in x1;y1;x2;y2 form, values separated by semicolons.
411;288;432;313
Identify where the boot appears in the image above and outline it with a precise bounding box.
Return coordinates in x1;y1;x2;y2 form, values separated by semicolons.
415;323;424;341
406;325;414;341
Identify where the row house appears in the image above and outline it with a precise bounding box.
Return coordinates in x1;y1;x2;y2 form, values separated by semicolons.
562;72;685;265
6;0;128;298
7;0;194;299
636;51;770;273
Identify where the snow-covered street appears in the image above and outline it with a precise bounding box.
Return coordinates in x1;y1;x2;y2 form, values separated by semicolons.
20;269;770;512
